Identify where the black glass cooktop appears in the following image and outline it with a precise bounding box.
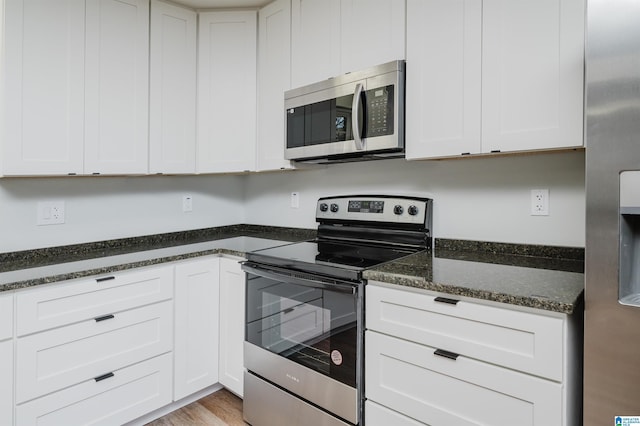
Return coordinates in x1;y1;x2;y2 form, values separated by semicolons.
247;239;418;281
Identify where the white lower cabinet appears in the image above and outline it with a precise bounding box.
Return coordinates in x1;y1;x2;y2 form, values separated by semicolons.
16;301;173;403
218;257;245;397
366;331;562;426
365;283;580;426
0;292;14;426
13;264;175;426
6;254;248;425
16;353;172;426
173;257;220;400
365;401;424;426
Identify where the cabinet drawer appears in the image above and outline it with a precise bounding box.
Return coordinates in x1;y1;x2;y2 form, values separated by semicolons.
0;340;13;426
365;400;423;426
16;265;173;336
16;352;172;426
366;284;564;380
366;331;562;426
0;292;13;340
16;300;172;403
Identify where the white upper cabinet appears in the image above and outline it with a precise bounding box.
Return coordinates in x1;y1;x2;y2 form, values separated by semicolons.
481;0;585;153
3;0;85;176
290;0;341;88
291;0;406;89
257;0;294;172
339;0;406;74
149;0;197;174
406;0;585;159
405;0;482;159
197;11;257;174
84;0;149;175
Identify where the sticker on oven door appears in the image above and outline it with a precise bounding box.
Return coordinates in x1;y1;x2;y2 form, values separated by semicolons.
331;350;343;366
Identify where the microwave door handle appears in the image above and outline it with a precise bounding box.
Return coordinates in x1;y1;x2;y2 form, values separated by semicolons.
352;83;365;150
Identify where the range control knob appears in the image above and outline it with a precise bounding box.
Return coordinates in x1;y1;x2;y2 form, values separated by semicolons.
408;205;419;216
393;205;404;215
319;203;329;212
330;203;339;213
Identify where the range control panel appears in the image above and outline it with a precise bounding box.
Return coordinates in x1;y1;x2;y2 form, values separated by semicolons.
316;195;432;226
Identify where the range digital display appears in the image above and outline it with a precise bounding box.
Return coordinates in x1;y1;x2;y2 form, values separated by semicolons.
348;200;384;213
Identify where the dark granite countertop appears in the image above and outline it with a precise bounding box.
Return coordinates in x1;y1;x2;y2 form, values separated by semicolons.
0;225;315;292
363;240;584;314
0;226;585;314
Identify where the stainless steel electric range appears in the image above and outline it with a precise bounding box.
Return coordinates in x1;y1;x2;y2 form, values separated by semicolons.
241;195;433;426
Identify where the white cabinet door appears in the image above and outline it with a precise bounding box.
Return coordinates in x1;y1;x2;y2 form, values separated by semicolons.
85;0;149;175
218;257;245;397
0;340;13;426
290;0;341;88
16;301;173;403
405;0;482;159
16;353;172;426
256;0;294;172
3;0;85;176
0;292;13;426
481;0;585;152
291;0;405;89
197;11;257;174
174;257;220;400
149;0;197;174
339;0;406;74
366;331;563;426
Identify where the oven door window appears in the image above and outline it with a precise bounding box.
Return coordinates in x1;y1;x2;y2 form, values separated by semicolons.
246;272;357;388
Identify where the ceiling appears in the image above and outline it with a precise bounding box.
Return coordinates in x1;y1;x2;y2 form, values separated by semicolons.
172;0;272;8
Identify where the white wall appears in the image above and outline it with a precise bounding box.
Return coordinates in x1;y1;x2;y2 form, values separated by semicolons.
0;174;245;252
244;151;586;247
0;151;585;253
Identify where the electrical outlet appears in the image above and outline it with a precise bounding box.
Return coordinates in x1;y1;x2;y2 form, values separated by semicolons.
291;192;300;209
182;195;193;212
530;189;549;216
37;201;65;225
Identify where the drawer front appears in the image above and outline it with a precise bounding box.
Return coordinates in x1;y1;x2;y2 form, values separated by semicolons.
16;265;173;336
0;340;13;426
366;331;562;426
16;300;173;403
16;352;172;426
366;283;564;380
365;400;424;426
0;292;14;340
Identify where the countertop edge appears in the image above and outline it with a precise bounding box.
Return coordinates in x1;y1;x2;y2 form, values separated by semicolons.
364;269;581;314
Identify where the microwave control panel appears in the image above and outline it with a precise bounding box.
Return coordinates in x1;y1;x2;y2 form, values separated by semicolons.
365;85;394;138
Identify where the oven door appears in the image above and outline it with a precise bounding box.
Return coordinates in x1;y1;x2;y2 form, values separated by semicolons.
242;262;362;425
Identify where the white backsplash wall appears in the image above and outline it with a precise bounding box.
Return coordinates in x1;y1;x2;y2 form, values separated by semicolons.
0;174;245;253
244;151;586;247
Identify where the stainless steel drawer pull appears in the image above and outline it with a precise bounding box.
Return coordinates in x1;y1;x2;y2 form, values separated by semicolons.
96;276;115;283
434;296;459;305
95;314;115;322
94;372;114;382
434;349;459;361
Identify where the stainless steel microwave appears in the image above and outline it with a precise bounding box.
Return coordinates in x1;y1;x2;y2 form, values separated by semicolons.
284;60;405;163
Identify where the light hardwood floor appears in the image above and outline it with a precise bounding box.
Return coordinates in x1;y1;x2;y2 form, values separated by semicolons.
146;389;247;426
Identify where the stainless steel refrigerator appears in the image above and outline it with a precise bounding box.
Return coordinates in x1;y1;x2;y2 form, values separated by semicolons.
585;0;640;423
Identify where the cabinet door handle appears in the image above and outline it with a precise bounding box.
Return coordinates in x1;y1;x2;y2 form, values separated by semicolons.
434;296;459;305
94;372;114;382
94;314;115;322
434;349;459;361
96;276;115;283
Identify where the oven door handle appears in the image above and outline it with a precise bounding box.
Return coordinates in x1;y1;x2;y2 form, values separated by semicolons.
242;263;356;295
